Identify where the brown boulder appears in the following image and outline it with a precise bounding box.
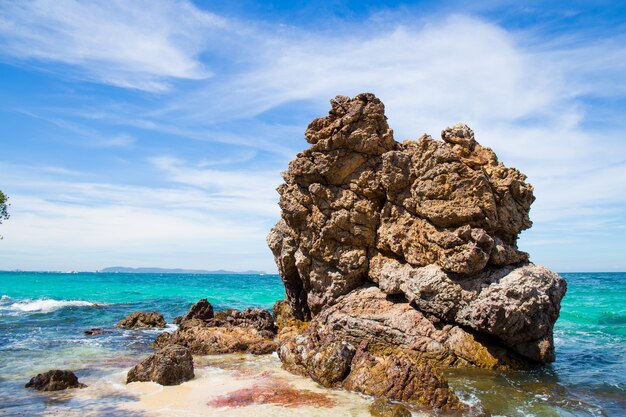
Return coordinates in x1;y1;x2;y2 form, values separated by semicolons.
116;311;165;329
25;370;86;391
127;345;194;386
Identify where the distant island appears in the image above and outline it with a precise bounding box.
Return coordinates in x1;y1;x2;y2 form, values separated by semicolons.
99;266;268;275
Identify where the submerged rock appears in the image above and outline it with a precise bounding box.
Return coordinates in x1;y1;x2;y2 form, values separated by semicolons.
25;370;86;391
369;398;412;417
127;345;194;386
268;93;567;408
116;311;166;329
84;327;112;336
208;382;335;408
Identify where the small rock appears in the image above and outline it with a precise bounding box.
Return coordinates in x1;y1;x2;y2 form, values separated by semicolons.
173;316;182;325
25;370;86;391
116;311;166;329
127;345;194;386
369;398;412;417
84;328;112;336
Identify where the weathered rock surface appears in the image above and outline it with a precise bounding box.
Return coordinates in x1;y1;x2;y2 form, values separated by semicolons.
369;398;412;417
25;370;86;391
154;307;277;355
116;311;166;329
268;93;567;409
127;345;194;386
268;93;566;364
180;298;214;323
278;317;462;410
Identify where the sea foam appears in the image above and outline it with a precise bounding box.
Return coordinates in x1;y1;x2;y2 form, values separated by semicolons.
0;296;101;314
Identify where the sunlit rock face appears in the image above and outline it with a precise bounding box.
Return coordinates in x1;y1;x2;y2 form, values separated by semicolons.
268;93;566;409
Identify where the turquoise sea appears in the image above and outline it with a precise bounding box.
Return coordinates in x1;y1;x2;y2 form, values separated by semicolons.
0;271;624;416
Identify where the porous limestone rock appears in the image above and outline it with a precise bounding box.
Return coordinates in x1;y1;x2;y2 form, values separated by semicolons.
127;345;194;386
116;311;166;329
268;93;567;410
268;93;566;365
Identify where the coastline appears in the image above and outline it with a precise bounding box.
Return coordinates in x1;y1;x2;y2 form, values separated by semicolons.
0;272;624;416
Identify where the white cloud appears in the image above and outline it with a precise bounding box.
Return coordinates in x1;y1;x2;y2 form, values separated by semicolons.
0;0;227;91
0;163;281;272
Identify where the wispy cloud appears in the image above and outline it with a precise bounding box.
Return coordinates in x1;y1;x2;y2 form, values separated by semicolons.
0;0;227;91
0;162;280;271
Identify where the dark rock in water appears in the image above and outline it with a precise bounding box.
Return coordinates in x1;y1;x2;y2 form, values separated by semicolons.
84;328;112;336
180;298;214;323
267;93;567;409
127;345;194;386
25;370;86;391
116;311;166;329
369;398;412;417
173;316;183;325
154;306;277;355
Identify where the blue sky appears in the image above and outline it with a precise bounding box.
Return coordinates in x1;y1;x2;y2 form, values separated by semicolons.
0;0;625;273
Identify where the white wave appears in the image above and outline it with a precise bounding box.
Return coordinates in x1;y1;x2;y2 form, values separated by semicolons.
1;298;102;313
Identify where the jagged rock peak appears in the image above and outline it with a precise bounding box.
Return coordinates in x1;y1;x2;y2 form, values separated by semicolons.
268;93;565;366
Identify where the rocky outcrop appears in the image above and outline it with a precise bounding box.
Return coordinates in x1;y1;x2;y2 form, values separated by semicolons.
25;370;86;391
268;93;567;408
180;298;214;323
278;317;462;410
127;345;194;385
154;306;277;355
116;311;166;329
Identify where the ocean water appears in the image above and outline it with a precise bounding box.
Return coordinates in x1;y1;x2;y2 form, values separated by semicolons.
0;271;624;416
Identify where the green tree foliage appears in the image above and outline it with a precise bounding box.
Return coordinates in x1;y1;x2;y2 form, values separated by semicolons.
0;191;9;239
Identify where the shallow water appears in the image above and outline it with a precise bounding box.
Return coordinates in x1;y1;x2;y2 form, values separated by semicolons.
0;271;624;416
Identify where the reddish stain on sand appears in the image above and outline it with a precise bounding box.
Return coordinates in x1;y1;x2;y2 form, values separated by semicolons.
208;384;336;408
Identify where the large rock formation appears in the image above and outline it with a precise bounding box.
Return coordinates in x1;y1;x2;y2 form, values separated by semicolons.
268;93;566;408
